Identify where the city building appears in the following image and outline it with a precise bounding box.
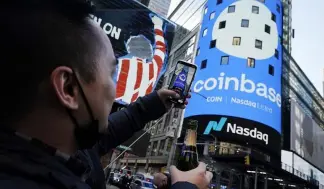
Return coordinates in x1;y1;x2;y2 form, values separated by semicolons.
136;0;171;17
117;0;323;188
323;69;324;97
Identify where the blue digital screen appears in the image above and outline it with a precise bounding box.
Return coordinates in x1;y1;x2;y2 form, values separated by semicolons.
169;62;196;102
185;0;283;133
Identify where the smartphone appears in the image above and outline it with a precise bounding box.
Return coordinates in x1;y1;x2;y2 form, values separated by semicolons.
168;60;197;105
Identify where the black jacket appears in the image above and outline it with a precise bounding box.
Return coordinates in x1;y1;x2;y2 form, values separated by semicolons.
0;92;198;189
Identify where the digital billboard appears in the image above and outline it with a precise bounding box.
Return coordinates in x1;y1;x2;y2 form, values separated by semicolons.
92;0;175;105
184;0;283;154
290;101;324;172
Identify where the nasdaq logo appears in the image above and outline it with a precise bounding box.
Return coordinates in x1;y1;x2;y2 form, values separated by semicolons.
203;117;228;135
203;117;269;145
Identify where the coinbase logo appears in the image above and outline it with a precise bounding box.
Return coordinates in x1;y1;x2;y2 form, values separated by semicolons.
193;72;281;108
179;74;186;81
203;118;269;145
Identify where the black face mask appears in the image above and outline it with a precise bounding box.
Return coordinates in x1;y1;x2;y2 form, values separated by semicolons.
66;72;103;150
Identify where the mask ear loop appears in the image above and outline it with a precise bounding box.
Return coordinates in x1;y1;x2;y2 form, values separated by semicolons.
72;71;96;121
65;71;96;126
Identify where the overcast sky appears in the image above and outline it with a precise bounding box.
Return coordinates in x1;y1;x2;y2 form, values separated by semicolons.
168;0;324;97
291;0;323;97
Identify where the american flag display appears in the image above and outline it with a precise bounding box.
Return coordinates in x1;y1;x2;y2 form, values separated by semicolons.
116;15;166;104
93;0;175;106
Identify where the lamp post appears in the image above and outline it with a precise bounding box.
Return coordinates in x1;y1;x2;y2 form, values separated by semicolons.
166;123;181;169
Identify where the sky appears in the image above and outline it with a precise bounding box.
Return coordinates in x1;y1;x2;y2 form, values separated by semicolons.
291;0;324;97
167;0;324;97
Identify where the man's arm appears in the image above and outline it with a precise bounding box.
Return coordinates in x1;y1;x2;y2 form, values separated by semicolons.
171;182;198;189
97;91;166;156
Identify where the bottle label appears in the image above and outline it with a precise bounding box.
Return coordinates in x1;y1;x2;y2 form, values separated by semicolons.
184;129;197;146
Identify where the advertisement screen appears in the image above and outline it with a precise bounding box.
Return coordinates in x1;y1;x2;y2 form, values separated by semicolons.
290;101;324;172
93;0;175;105
281;150;324;188
184;0;283;153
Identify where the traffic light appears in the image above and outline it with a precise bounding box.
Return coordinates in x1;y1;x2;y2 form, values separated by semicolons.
244;155;250;165
208;144;216;153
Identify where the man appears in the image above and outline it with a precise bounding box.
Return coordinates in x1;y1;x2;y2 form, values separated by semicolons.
0;1;212;189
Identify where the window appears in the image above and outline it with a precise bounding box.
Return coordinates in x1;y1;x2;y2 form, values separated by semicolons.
210;39;216;48
210;11;215;20
258;0;265;3
232;37;241;46
151;141;158;156
276;4;281;13
135;180;142;186
269;65;274;76
174;109;179;118
166;139;172;151
201;59;207;69
279;35;283;45
204;7;208;14
275;49;279;59
247;58;255;68
252;6;259;14
196;48;200;56
228;5;235;13
165;112;171;126
255;39;262;49
271;13;276;22
217;0;223;5
158;140;165;156
220;56;229;65
219;21;226;29
202;28;207;37
241;19;249;28
265;24;271;34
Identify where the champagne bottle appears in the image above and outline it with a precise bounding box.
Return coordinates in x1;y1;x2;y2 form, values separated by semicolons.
177;119;199;171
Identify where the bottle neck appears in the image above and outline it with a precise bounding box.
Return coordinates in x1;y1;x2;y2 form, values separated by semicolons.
184;129;197;146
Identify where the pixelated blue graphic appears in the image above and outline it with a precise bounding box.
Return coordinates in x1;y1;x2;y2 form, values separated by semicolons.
185;0;283;133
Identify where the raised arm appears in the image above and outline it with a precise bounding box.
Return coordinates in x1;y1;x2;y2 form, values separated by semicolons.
96;91;166;156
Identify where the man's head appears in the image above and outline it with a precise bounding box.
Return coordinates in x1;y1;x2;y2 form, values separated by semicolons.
0;1;116;152
153;173;168;189
126;35;153;59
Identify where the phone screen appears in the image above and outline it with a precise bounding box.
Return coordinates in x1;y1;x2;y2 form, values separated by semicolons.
168;61;196;104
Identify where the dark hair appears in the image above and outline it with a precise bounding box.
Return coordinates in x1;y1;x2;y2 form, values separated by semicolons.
0;0;101;123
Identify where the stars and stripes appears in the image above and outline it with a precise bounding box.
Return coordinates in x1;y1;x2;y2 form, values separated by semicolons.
115;20;166;104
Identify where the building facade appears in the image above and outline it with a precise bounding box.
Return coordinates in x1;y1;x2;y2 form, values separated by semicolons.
136;0;171;17
116;1;322;188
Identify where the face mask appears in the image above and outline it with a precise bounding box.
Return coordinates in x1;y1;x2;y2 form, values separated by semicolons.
66;72;103;150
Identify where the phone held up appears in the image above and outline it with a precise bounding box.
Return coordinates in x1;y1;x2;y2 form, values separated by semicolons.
168;60;197;105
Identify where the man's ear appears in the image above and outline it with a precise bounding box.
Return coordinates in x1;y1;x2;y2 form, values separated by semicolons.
50;66;79;110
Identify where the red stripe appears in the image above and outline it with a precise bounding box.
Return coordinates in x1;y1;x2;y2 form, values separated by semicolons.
134;62;143;90
145;83;154;95
149;63;154;80
155;29;163;36
116;59;130;98
153;55;163;75
156;41;166;53
131;92;139;102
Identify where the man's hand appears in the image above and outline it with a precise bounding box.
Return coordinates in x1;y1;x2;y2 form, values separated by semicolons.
157;89;191;110
170;162;213;189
